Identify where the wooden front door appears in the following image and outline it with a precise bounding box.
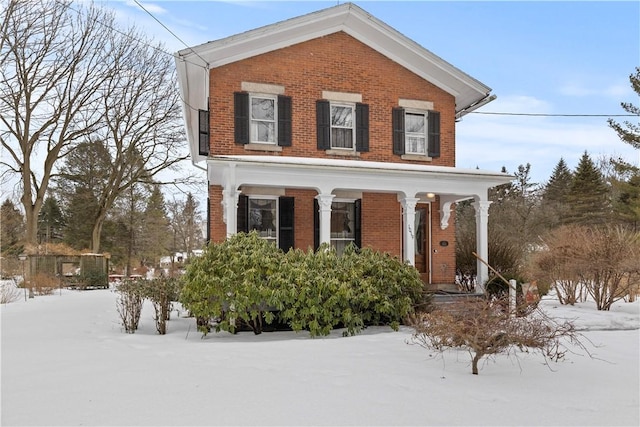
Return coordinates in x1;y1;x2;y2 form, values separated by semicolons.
414;206;429;283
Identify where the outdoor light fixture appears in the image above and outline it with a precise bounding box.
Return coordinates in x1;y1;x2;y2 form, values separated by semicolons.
426;192;435;199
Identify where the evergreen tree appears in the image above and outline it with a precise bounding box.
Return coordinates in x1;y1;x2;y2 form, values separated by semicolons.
38;196;66;245
1;199;24;254
566;152;611;225
611;162;640;230
139;185;171;269
541;158;573;228
63;187;100;251
608;67;640;150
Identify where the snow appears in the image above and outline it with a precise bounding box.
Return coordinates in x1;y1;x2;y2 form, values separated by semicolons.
1;286;638;426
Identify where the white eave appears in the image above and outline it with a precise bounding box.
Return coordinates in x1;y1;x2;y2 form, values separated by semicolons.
174;2;494;164
208;155;513;199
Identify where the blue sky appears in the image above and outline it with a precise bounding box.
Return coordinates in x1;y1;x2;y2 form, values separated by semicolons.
103;0;640;185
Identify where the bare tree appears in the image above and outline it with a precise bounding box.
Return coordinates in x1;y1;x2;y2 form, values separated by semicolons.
85;24;190;252
1;0;112;246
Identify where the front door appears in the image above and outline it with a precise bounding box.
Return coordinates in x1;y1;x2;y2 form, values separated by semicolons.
414;206;429;283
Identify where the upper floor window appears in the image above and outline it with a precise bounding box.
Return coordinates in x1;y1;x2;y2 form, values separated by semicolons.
405;111;427;155
330;104;354;149
393;107;440;158
250;95;276;144
316;100;369;153
235;91;291;147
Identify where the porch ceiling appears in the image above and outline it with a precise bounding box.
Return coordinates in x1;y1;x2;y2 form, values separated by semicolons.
208;155;513;200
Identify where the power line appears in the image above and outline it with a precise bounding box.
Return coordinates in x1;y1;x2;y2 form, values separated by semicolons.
133;0;210;68
471;112;638;117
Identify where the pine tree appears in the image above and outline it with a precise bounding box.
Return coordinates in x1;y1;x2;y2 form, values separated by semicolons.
608;67;640;150
63;188;99;251
1;199;25;254
566;152;611;225
542;158;573;228
38;196;66;245
139;185;171;269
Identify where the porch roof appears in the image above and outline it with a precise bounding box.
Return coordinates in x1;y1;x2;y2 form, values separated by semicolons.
208;155;513;200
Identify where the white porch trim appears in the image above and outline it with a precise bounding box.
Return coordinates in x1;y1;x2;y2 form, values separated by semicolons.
211;155;512;292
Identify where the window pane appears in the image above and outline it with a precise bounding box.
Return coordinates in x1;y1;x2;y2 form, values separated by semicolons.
405;113;425;133
406;136;426;154
249;198;277;239
251;98;275;120
331;202;355;238
331;128;353;148
331;106;353;127
251;121;275;143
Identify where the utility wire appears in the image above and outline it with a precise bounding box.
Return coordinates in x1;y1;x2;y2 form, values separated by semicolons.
133;0;210;68
472;112;638;117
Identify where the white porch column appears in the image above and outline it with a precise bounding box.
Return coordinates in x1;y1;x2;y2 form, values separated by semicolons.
222;189;241;239
401;197;420;266
315;194;335;246
472;200;492;293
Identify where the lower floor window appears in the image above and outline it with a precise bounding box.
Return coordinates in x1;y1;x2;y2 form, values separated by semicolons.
330;200;355;255
249;197;277;244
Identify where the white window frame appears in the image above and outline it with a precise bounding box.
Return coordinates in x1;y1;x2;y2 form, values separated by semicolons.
330;102;355;150
405;110;428;155
249;93;277;145
248;196;279;245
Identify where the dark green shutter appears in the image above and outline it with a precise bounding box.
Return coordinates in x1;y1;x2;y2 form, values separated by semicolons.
278;196;294;252
355;103;369;152
316;100;331;150
234;92;249;144
392;107;405;155
313;198;319;251
198;109;210;156
237;194;248;233
428;110;440;158
278;95;292;147
354;199;362;249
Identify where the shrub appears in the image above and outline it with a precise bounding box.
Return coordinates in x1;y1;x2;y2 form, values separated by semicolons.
529;225;640;310
180;231;283;335
140;277;182;335
180;233;427;338
1;279;21;304
79;269;107;290
28;273;60;295
115;279;145;333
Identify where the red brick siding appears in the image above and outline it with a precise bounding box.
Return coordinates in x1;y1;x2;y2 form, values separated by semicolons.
208;32;456;166
361;193;401;258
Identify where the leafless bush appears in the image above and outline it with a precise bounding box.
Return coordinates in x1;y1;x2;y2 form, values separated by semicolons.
1;280;21;304
529;225;640;309
410;297;587;375
27;273;60;296
115;280;145;333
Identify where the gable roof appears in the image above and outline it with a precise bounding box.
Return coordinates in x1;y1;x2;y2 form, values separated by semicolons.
175;2;495;163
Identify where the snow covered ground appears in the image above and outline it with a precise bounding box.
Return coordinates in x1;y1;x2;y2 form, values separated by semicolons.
1;284;638;426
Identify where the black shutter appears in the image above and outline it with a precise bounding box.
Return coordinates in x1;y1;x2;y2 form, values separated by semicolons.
198;109;210;156
355;103;369;152
206;197;211;245
428;110;441;158
316;100;331;150
234;92;249;144
392;107;405;155
237;194;248;233
278;196;294;252
277;95;292;147
313;198;320;251
354;199;362;249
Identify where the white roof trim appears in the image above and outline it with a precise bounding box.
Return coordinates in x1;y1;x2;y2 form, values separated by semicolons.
175;2;494;164
207;155;513;200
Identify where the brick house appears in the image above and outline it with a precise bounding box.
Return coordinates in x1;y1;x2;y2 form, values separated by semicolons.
175;3;512;292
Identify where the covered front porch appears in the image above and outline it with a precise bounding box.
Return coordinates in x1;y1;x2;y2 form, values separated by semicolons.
208;155;513;293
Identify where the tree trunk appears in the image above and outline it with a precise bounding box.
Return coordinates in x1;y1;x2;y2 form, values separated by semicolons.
472;352;482;375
